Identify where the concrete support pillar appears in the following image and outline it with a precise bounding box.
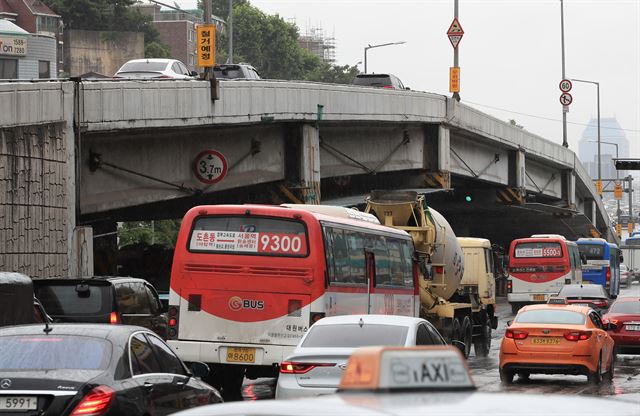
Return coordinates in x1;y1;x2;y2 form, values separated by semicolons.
71;227;94;277
565;171;576;209
301;124;321;204
437;125;451;172
515;150;526;190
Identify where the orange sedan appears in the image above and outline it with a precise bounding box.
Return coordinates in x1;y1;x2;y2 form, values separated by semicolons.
499;301;616;384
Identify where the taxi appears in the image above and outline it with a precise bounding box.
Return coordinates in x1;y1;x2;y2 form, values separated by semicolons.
500;298;616;384
171;345;637;416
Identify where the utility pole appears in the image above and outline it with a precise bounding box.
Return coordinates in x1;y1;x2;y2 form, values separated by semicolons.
452;0;460;102
560;0;568;147
227;0;233;63
203;0;212;79
629;175;635;233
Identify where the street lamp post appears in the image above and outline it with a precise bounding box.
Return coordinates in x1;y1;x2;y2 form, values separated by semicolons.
590;140;620;227
571;78;601;183
363;41;406;74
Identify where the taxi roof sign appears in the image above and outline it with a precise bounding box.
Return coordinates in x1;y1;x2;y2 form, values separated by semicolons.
547;297;568;305
339;346;475;392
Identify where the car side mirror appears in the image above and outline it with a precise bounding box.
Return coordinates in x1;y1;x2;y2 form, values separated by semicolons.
451;340;466;357
189;361;210;378
605;322;617;331
506;320;513;327
190;70;198;77
405;87;411;90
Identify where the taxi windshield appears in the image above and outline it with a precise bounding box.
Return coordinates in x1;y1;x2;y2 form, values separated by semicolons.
301;324;409;348
516;309;586;325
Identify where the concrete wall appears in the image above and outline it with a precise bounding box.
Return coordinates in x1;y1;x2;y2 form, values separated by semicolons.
64;30;144;77
0;123;70;277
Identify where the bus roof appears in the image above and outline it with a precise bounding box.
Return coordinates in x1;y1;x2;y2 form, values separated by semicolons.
280;204;380;224
577;238;608;244
457;237;491;248
530;234;566;239
183;204;412;238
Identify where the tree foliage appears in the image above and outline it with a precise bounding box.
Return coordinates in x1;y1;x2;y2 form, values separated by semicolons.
207;2;359;82
118;220;181;249
42;0;170;57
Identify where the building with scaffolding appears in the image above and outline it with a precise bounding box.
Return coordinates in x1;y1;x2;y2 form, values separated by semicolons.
298;27;335;64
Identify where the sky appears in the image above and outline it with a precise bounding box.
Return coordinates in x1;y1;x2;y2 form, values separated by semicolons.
175;0;639;160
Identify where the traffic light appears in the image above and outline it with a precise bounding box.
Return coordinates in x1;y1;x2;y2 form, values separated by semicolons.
614;159;640;170
465;195;472;203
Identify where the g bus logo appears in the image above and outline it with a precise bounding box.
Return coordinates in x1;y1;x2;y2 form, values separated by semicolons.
229;296;264;311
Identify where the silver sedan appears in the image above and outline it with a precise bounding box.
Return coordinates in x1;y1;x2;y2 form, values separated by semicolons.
275;314;447;399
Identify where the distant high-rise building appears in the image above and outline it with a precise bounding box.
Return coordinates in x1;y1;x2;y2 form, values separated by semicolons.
578;117;629;180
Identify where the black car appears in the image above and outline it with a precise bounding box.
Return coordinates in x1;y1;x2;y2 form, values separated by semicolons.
0;324;222;415
556;284;612;312
352;73;408;90
34;277;168;338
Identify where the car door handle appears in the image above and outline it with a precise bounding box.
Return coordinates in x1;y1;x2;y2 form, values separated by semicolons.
143;382;154;390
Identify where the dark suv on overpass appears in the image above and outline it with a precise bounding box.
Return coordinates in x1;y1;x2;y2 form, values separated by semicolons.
34;276;168;338
352;73;408;90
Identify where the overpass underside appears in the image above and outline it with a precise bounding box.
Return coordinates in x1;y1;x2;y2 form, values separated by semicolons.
79;120;605;250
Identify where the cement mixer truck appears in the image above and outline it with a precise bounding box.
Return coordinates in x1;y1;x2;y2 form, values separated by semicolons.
365;190;497;357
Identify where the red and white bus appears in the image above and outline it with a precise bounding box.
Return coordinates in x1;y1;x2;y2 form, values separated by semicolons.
507;234;582;313
167;204;419;396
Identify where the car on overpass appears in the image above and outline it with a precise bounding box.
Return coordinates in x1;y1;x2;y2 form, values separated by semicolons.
213;63;261;79
172;345;638;416
113;58;198;79
352;73;408;90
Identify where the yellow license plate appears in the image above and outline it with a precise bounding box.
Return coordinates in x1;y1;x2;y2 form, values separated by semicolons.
532;337;561;345
226;347;256;363
532;294;546;302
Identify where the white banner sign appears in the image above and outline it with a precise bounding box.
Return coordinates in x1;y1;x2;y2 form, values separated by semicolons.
0;36;27;56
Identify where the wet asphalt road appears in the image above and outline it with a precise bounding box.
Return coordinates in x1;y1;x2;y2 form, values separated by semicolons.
242;282;640;403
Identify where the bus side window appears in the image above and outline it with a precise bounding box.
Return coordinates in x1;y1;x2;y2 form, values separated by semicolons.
387;239;404;286
332;228;351;284
568;246;576;270
323;226;336;284
345;230;366;285
373;236;391;286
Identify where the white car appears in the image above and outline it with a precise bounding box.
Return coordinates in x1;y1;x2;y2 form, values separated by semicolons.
275;314;448;399
113;58;197;79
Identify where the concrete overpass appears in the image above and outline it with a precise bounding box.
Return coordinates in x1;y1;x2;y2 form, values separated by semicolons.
0;79;615;277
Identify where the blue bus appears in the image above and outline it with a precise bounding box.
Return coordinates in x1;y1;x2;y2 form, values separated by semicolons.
625;236;640;246
576;238;621;297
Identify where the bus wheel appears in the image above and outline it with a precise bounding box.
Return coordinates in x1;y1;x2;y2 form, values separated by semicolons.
474;320;491;357
461;317;472;359
510;303;520;314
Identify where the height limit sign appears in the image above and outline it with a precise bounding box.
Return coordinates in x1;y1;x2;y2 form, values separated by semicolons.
193;150;228;185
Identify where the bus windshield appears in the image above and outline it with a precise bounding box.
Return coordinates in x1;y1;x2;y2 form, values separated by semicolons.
514;242;562;258
578;244;605;260
189;216;308;257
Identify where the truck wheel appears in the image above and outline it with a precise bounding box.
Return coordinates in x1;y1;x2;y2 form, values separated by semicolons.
452;317;462;343
461;316;472;359
473;321;491;357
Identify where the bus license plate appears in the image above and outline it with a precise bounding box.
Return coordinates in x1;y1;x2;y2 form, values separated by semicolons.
532;294;546;302
0;396;38;411
625;325;640;331
226;347;256;363
532;337;560;345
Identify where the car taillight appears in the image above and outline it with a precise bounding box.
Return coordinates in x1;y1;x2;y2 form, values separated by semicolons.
109;312;120;324
382;85;395;89
592;300;608;308
605;267;611;282
507;280;512;293
70;385;114;416
279;361;334;374
564;331;592;341
505;329;528;339
310;313;325;327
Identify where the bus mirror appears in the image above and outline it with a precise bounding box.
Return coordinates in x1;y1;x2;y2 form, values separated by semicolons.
620;255;624;263
421;263;433;280
580;254;587;265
